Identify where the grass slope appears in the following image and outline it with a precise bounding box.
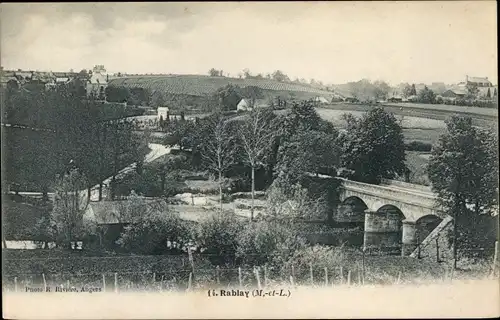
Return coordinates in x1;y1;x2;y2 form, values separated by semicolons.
108;74;334;98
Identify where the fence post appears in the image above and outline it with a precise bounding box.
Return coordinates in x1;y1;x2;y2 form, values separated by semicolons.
42;273;47;292
362;249;366;284
14;277;18;292
339;266;343;285
114;273;118;293
67;280;70;289
324;267;328;287
357;265;362;285
264;265;268;287
347;270;351;286
102;274;106;291
493;241;499;275
160;275;164;292
188;272;193;291
417;234;421;259
289;275;295;287
436;237;440;263
291;265;295;281
396;271;402;284
216;266;220;285
255;267;261;290
238;267;242;288
309;263;314;286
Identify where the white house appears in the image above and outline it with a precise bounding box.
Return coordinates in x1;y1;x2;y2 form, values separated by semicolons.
314;96;329;104
86;65;108;100
236;98;269;111
157;107;169;121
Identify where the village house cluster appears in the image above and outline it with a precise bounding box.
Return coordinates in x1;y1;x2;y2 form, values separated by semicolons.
0;65;110;100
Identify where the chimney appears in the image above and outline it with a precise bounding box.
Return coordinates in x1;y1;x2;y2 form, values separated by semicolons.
465;75;468;83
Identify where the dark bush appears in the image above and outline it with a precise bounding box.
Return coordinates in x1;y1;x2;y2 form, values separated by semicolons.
405;141;432;152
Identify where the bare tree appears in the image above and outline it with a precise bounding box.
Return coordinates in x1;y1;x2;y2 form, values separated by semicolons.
50;169;92;249
238;109;275;220
201;114;236;211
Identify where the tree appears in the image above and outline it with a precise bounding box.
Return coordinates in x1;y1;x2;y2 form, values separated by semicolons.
151;91;165;107
243;68;252;78
214;84;242;111
340;107;407;184
200;114;236;211
238;109;276;220
373;80;391;101
466;83;479;100
417;86;436;103
208;68;220;77
272;70;290;82
486;87;491;99
402;83;413;98
427;116;498;268
117;198;190;254
196;211;244;264
50;169;92;249
410;84;417;96
276;130;340;181
239;86;264;108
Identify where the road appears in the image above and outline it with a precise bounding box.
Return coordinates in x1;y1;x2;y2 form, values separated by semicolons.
87;143;171;201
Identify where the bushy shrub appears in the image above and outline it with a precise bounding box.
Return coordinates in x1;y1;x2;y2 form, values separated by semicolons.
405;141;432;152
196;211;244;265
116;204;190;255
236;220;307;266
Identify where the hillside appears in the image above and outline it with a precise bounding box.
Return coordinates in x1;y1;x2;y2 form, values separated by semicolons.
108;74;334;98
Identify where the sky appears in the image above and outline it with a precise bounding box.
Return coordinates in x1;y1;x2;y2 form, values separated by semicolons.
1;1;497;85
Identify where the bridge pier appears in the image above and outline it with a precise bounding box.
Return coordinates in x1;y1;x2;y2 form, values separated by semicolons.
402;220;417;256
363;211;402;253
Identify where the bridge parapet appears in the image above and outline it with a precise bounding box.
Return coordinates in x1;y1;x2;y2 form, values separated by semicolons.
337;177;444;222
339;178;438;208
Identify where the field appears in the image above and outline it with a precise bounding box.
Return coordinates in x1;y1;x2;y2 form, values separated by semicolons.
108;74;333;98
383;102;498;118
316;107;446;144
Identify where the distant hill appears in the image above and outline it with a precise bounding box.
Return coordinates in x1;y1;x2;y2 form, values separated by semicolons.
108;74;334;99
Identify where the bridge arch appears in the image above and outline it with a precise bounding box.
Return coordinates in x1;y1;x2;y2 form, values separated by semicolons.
415;214;443;243
364;204;405;254
337;196;368;225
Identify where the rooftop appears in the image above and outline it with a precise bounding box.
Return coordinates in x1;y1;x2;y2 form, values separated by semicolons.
467;76;491;84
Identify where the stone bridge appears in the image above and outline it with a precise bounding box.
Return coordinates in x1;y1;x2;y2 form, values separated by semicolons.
337;177;448;256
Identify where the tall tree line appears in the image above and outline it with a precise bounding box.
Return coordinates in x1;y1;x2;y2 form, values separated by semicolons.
2;84;146;198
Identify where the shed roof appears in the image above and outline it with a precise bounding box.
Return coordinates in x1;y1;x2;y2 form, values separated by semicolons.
468;76;491;84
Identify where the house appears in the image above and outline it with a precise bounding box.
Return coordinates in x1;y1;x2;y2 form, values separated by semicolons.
457;76;496;99
441;89;466;99
344;97;359;103
1;70;19;88
430;82;447;94
331;94;344;103
465;75;493;88
314;96;329;104
157;107;169;121
387;96;403;103
84;201;130;248
405;95;418;102
236;98;269;111
86;65;108;100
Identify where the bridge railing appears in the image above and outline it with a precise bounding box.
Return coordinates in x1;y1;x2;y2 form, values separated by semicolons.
339;178;439;209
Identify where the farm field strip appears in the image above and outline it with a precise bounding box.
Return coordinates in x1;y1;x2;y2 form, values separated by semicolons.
109;75;334;97
383;102;498;118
